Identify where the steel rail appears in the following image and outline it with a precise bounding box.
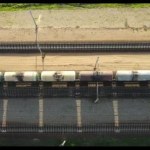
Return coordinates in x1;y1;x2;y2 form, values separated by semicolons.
0;86;150;98
1;123;150;133
0;41;150;53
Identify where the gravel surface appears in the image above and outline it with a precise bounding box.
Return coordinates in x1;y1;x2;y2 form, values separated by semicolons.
1;97;150;127
7;98;39;127
44;98;77;125
119;98;150;122
81;98;114;124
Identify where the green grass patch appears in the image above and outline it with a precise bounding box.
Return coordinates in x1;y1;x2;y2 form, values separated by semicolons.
66;137;150;146
0;3;150;11
1;136;150;146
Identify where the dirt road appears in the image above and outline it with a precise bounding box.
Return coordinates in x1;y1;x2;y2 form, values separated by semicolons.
0;53;150;71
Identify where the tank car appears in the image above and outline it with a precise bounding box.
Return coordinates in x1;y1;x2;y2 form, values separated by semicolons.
4;71;39;82
4;72;22;82
115;70;133;86
135;70;150;86
96;71;113;81
97;71;113;86
79;71;113;86
116;70;133;81
79;71;95;86
79;71;95;81
136;70;150;81
41;71;76;82
23;71;40;81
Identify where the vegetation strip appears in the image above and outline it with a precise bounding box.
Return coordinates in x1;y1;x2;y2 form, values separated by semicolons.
0;3;150;11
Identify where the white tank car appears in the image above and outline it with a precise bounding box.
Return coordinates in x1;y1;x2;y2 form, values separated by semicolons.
41;71;76;81
23;71;39;81
136;70;150;81
116;70;133;81
4;72;20;82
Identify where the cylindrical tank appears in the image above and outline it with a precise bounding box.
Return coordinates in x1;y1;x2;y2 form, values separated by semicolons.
41;71;75;81
96;71;113;81
79;71;94;81
4;72;19;82
116;70;133;81
136;70;150;81
23;71;39;81
41;71;56;81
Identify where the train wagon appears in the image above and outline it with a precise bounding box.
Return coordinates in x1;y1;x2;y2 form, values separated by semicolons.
135;70;150;86
1;70;150;87
79;71;94;82
136;70;150;81
115;70;134;86
96;71;113;81
41;71;76;82
97;71;113;86
116;70;133;81
23;71;40;81
4;71;39;82
4;72;22;82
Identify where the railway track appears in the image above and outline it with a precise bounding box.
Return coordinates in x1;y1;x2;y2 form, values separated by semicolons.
0;41;150;53
0;123;150;134
0;86;150;98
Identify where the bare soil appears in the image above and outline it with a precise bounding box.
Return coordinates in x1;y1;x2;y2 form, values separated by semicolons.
0;53;150;71
0;8;150;71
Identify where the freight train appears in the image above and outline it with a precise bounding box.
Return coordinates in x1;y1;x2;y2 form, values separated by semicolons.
0;70;150;86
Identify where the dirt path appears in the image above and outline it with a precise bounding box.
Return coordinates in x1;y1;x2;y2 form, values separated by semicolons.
0;53;150;71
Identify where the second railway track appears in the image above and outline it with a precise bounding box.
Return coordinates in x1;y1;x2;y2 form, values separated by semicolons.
0;41;150;53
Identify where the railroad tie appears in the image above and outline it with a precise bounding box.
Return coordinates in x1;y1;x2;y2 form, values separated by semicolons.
2;99;8;132
76;99;82;132
112;99;120;132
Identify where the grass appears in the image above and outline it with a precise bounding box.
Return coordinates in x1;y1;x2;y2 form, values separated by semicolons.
65;137;150;146
0;3;150;11
1;136;150;146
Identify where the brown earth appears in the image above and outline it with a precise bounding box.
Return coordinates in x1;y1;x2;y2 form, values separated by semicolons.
0;53;150;71
0;9;150;71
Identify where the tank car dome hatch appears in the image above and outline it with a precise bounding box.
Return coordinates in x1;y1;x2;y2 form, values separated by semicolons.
4;72;20;82
136;70;150;81
116;70;133;81
23;71;39;81
41;71;76;81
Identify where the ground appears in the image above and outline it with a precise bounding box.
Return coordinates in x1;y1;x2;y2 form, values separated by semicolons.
0;8;150;71
0;53;150;71
0;97;150;130
0;8;150;42
0;7;150;146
